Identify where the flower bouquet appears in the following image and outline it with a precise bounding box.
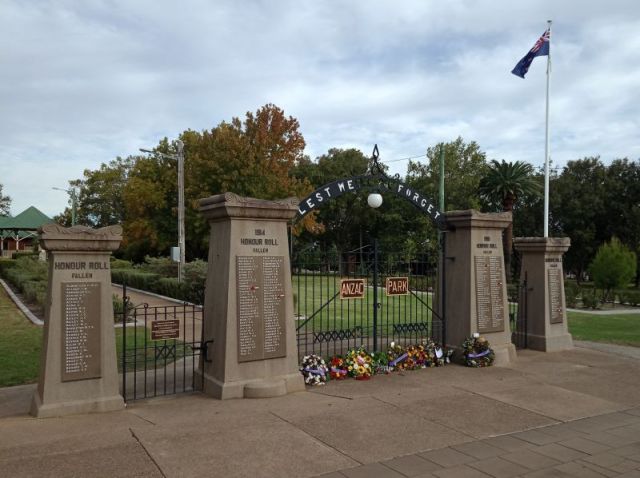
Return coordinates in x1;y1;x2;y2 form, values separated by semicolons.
422;337;452;367
387;342;409;371
328;356;348;380
344;347;373;379
462;333;495;367
300;354;329;385
371;351;392;374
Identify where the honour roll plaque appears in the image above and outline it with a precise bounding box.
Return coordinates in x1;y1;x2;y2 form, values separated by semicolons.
236;256;286;362
61;282;102;382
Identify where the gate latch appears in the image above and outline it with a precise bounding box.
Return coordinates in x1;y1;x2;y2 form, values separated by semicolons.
199;339;214;363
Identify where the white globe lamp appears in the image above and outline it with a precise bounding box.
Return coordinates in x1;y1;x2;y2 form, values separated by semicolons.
367;193;383;209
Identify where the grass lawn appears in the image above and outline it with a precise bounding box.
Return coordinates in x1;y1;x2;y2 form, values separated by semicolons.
116;326;194;372
567;311;640;347
0;287;42;387
293;274;436;333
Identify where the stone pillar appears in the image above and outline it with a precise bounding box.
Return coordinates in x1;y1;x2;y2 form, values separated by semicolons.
31;225;124;418
513;237;573;352
198;193;305;399
444;210;516;365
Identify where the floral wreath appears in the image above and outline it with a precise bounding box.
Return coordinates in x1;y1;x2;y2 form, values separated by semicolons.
300;354;329;385
344;346;373;379
462;333;495;367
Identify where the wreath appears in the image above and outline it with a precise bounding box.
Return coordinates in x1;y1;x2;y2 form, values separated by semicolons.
422;338;451;367
329;356;348;380
300;354;329;385
462;333;495;367
344;347;373;379
387;342;409;371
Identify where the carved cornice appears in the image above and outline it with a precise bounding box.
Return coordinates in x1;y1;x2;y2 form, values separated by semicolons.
39;224;123;252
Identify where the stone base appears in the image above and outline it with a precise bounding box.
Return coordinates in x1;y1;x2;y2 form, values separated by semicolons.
201;371;305;399
527;333;574;352
492;342;517;366
30;392;124;418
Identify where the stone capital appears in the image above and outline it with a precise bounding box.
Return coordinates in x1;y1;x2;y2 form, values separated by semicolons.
199;193;298;222
39;224;122;252
445;210;512;231
514;237;571;254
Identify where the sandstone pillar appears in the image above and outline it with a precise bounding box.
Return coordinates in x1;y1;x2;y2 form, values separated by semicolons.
31;225;124;418
198;193;304;399
513;237;573;352
444;210;516;365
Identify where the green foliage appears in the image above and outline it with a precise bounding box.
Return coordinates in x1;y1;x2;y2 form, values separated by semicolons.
589;237;637;302
111;269;161;291
617;289;640;307
479;160;541;212
581;289;600;310
139;256;178;277
564;281;580;308
0;257;48;311
109;258;133;269
182;259;207;305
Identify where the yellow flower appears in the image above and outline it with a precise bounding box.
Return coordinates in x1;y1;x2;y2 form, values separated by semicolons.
348;366;353;371
358;366;365;374
365;356;372;363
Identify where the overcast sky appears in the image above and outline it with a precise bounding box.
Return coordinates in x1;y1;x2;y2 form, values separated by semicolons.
2;0;639;217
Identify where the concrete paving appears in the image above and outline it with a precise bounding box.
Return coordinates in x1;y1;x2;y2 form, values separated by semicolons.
2;346;640;477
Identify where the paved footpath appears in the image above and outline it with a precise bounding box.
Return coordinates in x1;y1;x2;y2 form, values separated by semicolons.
2;344;640;478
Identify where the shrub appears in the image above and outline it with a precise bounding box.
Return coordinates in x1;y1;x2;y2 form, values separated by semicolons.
109;258;133;269
581;289;600;309
183;260;207;305
140;256;178;277
564;281;580;308
11;251;39;260
589;237;637;303
110;270;160;291
155;277;186;301
618;289;640;307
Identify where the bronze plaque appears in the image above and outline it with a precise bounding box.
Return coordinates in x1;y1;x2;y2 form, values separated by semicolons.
548;266;564;324
61;282;102;382
474;256;506;333
386;277;409;296
236;256;286;362
340;279;366;299
151;320;180;340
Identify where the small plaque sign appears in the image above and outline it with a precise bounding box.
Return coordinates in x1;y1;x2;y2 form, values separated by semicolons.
340;279;366;299
386;277;409;296
151;320;180;340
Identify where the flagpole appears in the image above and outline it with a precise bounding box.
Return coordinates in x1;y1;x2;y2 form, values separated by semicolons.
543;19;552;237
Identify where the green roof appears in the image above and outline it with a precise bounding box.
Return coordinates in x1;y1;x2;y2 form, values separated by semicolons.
0;206;54;239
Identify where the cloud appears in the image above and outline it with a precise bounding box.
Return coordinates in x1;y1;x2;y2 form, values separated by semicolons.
1;0;639;217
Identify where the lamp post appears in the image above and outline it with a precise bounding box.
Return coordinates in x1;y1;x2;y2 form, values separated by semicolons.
367;192;382;351
139;140;185;282
52;187;78;226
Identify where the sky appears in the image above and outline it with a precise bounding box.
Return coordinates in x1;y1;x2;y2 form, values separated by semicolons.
1;0;639;218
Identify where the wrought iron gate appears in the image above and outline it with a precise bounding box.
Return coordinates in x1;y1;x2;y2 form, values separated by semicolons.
510;275;529;349
115;285;204;401
294;243;444;361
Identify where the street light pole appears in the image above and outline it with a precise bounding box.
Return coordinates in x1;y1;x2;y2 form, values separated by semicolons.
176;140;185;283
139;141;186;282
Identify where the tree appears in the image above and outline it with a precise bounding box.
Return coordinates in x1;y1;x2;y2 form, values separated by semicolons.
0;184;11;216
406;137;488;212
551;157;608;282
590;237;636;302
479;160;541;279
602;158;640;285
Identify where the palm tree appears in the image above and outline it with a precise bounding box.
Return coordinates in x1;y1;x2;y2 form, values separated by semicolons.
479;160;541;280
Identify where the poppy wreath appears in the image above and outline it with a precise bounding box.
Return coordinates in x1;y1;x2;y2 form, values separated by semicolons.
299;354;329;385
344;347;373;379
329;356;348;380
387;342;409;371
462;334;495;367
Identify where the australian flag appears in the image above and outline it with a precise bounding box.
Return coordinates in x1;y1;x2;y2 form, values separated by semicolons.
511;29;550;78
